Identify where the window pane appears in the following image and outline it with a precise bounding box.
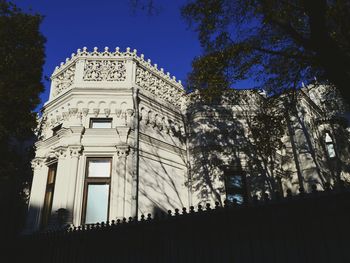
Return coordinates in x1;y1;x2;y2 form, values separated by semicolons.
85;184;109;224
91;120;112;128
227;194;244;204
88;160;111;177
227;175;242;188
327;144;336;158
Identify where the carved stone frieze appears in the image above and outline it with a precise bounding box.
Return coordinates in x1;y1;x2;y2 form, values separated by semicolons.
135;66;183;107
83;60;126;81
52;65;75;97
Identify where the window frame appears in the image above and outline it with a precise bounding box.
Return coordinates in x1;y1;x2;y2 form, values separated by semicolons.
41;162;57;229
89;118;113;128
224;168;247;205
81;157;112;225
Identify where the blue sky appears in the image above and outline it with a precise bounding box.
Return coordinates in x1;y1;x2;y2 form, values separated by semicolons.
13;0;253;110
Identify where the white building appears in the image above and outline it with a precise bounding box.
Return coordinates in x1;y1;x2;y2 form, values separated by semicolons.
25;47;350;233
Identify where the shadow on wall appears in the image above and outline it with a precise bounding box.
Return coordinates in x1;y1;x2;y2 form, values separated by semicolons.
24;206;72;235
186;90;350;204
138;118;188;214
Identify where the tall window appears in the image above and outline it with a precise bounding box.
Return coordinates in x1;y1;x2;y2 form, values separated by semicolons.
224;169;246;204
41;163;57;228
82;158;111;224
89;118;112;128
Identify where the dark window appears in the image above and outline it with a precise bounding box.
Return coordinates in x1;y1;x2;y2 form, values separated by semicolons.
89;118;112;128
224;170;246;204
52;124;62;136
82;158;111;224
41;163;57;229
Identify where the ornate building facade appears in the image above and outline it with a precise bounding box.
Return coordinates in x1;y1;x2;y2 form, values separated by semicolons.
25;47;350;233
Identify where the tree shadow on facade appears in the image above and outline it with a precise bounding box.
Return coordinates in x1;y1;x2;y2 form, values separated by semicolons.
186;88;350;204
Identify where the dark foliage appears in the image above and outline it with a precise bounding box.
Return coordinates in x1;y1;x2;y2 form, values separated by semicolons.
0;0;45;237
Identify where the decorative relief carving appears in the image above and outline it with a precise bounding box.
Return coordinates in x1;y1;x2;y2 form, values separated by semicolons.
83;60;126;81
135;66;183;107
116;146;129;159
54;147;68;159
69;146;82;157
31;158;44;170
126;109;134;129
53;65;75;97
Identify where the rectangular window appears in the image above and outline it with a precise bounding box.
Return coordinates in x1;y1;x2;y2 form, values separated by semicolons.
89;118;112;128
82;158;111;225
224;171;246;205
41;163;57;228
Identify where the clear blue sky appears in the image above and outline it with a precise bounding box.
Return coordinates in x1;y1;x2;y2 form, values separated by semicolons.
13;0;253;110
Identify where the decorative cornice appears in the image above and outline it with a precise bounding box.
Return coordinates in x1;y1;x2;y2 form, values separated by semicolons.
50;47;185;107
52;47;183;88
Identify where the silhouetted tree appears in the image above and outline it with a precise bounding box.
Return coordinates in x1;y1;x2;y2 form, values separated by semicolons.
181;0;350;103
0;1;45;237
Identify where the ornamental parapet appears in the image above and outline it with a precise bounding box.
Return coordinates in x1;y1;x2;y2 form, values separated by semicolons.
50;47;185;107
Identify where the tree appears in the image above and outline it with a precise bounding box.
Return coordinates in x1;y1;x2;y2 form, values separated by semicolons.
0;0;45;237
181;0;350;103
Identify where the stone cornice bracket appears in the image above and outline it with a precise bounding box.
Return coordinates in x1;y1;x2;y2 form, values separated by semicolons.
116;145;130;159
68;108;78;117
93;108;100;117
69;146;83;158
126;109;135;129
31;157;45;170
82;108;89;117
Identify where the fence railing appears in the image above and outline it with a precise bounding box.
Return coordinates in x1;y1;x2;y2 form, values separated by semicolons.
13;188;350;263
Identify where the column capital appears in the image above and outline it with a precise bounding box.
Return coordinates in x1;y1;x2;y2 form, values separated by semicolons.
69;146;83;157
54;146;69;159
31;157;45;170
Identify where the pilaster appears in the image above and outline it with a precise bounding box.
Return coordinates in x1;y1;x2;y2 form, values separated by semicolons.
111;145;130;219
66;146;83;224
24;158;48;233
